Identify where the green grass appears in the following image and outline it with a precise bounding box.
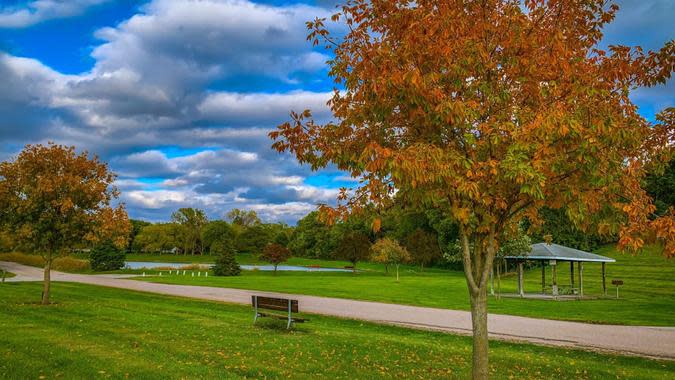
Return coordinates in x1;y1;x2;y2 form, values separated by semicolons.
1;282;672;379
136;245;675;326
126;253;385;270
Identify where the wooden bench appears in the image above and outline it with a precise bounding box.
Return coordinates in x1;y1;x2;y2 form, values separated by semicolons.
252;295;307;329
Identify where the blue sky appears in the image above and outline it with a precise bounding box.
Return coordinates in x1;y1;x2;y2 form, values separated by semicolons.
0;0;672;224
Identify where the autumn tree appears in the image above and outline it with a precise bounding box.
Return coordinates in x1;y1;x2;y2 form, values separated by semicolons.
171;208;208;255
0;143;130;304
405;229;442;271
270;1;674;378
260;243;292;274
335;231;371;272
371;238;412;281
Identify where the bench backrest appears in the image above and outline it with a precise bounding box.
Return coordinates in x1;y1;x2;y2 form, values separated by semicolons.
252;296;299;313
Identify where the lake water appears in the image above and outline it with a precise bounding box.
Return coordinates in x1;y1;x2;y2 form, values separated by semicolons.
124;261;352;272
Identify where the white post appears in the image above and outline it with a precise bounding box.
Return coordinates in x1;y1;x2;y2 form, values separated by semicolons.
205;272;208;278
142;272;146;277
159;272;162;277
517;262;524;297
191;272;194;277
198;272;201;277
183;270;186;275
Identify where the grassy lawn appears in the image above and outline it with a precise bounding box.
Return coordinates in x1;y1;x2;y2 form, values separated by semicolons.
126;252;386;271
136;245;675;326
0;282;672;379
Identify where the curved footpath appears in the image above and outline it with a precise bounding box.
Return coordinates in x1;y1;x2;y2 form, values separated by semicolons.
2;261;674;360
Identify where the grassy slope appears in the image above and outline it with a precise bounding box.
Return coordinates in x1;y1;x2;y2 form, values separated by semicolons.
137;245;675;326
1;282;672;379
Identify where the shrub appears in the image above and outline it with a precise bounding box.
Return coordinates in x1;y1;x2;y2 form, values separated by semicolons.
0;252;90;272
53;257;90;272
211;241;241;276
90;241;126;271
0;252;44;267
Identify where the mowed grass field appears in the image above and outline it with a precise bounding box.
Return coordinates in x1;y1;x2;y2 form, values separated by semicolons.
135;245;675;326
1;282;673;379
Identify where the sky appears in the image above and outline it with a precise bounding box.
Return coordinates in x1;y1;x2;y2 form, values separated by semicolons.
0;0;672;224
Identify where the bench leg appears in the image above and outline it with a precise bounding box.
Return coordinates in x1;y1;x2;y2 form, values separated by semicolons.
287;299;292;329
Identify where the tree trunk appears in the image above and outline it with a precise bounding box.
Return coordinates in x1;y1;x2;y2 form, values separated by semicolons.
274;264;278;275
469;286;489;380
459;226;495;380
42;253;52;305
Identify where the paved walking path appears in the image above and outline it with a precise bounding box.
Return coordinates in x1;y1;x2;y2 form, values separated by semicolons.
2;261;674;360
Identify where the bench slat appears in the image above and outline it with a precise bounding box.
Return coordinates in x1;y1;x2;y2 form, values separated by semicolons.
252;296;299;313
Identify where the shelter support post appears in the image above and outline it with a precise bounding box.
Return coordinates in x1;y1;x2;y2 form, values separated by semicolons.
602;262;606;296
570;262;574;288
517;261;524;297
541;264;545;294
551;260;558;296
578;262;584;298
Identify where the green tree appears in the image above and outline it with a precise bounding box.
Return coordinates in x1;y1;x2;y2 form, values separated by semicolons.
202;220;235;254
128;219;151;252
90;240;126;271
133;223;181;253
260;243;292;275
371;238;412;281
405;229;442;271
288;211;335;259
335;232;371;273
644;159;675;217
211;241;241;276
171;208;208;255
0;143;130;304
235;224;273;254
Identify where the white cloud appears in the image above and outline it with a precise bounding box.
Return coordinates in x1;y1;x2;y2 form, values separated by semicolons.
0;0;110;28
198;90;333;125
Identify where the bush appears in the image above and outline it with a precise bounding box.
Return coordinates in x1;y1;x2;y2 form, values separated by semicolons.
53;257;90;272
0;252;90;272
211;241;240;276
0;252;44;267
90;241;126;271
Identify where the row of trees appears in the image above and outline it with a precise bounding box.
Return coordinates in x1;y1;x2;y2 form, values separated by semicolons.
130;209;291;255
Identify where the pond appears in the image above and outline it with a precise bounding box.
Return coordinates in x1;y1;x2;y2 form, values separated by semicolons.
124;261;352;272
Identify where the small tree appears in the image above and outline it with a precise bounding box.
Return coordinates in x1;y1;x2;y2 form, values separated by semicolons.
0;143;130;304
371;238;412;282
260;243;292;274
336;231;371;273
405;229;442;271
211;241;241;276
90;240;126;271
